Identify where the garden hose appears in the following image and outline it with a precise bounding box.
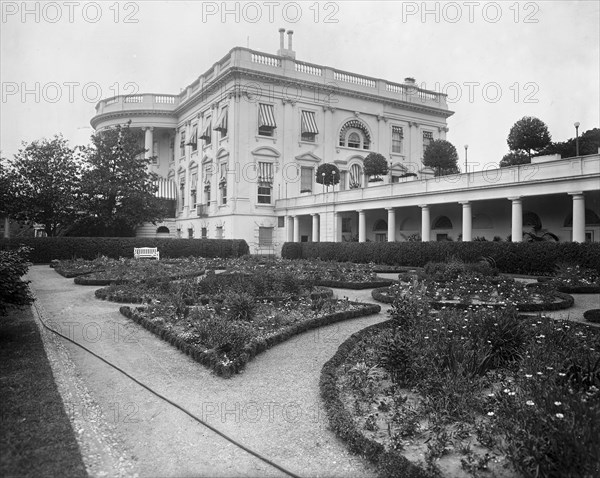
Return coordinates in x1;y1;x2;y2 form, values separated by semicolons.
31;298;303;478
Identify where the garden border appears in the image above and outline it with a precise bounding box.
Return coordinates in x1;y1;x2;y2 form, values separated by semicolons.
316;279;394;290
74;270;205;286
319;319;431;478
119;301;381;378
536;277;600;294
371;287;574;312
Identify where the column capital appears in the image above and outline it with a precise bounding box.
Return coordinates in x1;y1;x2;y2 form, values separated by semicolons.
418;204;429;209
385;207;395;211
568;191;584;197
508;196;522;202
459;201;470;206
310;212;319;217
356;209;364;213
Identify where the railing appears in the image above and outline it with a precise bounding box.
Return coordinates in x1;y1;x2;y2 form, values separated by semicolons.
124;95;143;103
105;97;119;105
155;95;176;104
251;53;281;67
386;82;409;95
333;71;376;88
295;61;322;76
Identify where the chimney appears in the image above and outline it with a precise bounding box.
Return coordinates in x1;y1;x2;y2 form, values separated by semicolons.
277;28;296;59
278;28;285;51
404;77;416;85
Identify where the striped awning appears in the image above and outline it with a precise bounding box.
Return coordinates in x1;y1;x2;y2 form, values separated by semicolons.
214;107;228;132
258;162;273;183
154;179;177;200
301;111;318;134
186;124;198;145
258;104;276;128
199;117;211;140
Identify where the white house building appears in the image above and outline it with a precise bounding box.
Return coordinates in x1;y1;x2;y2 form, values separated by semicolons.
90;30;600;252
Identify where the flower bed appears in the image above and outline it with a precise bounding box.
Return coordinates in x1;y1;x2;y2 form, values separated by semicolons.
119;298;380;378
325;281;600;477
372;274;574;312
536;264;600;294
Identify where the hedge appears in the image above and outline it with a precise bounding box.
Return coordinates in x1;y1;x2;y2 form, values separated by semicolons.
0;238;249;263
282;241;600;275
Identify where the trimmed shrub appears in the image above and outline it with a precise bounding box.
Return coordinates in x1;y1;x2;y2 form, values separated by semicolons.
584;309;600;324
0;247;34;315
282;241;600;275
0;238;249;263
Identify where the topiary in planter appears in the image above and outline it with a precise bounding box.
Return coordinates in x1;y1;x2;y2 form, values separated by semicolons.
584;309;600;324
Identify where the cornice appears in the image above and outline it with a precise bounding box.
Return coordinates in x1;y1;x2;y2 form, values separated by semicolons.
90;109;177;129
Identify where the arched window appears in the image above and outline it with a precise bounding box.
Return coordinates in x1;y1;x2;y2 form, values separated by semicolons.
156;226;170;234
432;216;453;229
339;120;371;150
349;164;362;188
523;211;542;230
373;219;388;231
563;209;600;227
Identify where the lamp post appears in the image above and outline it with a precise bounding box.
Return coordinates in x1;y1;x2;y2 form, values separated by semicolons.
574;122;580;157
332;170;337;192
464;144;468;174
322;172;326;193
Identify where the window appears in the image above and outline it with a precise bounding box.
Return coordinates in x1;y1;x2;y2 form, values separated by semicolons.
342;217;352;233
188;124;198;152
179;130;186;157
300;166;313;193
349;164;362;188
433;216;453;229
301;110;318;142
375;233;387;242
200;117;212;146
258;103;276;136
190;172;198;207
214;106;228;138
188;228;194;239
277;216;285;227
258;186;272;204
201;227;207;239
259;227;273;247
169;136;175;162
219;163;227;205
392;126;403;153
179;178;185;210
216;226;223;239
203;165;212;206
339;120;371;149
150;141;159;164
422;131;433;153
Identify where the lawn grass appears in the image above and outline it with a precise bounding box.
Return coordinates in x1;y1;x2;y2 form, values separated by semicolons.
0;306;87;478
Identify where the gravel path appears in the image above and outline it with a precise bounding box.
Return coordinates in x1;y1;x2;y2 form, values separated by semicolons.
27;266;388;478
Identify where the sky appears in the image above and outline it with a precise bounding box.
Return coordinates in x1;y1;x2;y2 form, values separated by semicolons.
1;0;599;171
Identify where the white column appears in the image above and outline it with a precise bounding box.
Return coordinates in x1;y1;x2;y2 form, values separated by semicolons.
461;201;472;242
311;213;319;242
420;205;430;241
293;216;300;243
509;197;522;242
570;192;586;242
144;127;154;160
358;210;366;242
334;212;342;242
3;217;10;238
386;207;396;242
286;215;294;242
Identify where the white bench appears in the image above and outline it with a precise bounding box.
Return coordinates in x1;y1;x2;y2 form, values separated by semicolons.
134;247;160;260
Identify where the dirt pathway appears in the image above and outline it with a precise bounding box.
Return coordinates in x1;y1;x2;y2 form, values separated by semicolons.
28;266;388;478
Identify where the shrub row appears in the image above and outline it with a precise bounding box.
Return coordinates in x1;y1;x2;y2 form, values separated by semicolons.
319;320;431;478
536;277;600;294
73;270;205;286
120;301;381;378
282;241;600;275
0;238;249;263
584;309;600;323
315;279;395;290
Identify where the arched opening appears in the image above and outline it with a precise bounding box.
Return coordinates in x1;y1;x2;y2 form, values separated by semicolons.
523;211;542;230
373;219;387;231
563;209;600;227
156;226;170;234
339;120;371;150
432;216;453;229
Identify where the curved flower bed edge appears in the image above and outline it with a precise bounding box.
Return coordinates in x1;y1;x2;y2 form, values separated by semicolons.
120;301;381;378
371;287;574;312
536;277;600;294
74;270;205;286
319;319;431;478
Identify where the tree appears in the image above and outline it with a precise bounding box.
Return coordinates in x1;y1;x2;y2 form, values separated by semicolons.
315;163;340;186
0;247;34;316
362;152;388;181
537;127;600;159
77;123;166;237
422;139;460;176
500;150;530;167
507;116;551;160
5;136;82;236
